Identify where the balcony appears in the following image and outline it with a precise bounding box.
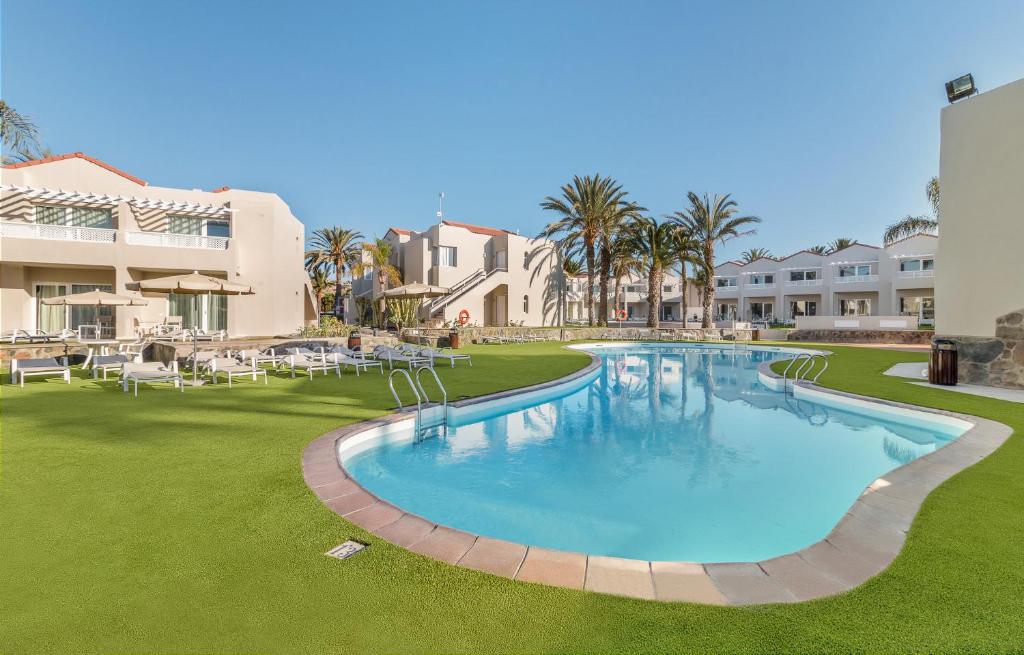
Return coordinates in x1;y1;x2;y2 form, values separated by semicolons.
897;269;934;279
834;274;879;284
744;282;776;291
784;278;823;288
124;230;229;250
0;220;116;243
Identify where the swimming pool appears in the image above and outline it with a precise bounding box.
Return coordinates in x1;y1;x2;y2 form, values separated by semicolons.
341;344;969;562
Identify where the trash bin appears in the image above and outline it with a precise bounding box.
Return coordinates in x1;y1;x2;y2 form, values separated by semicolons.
929;339;958;385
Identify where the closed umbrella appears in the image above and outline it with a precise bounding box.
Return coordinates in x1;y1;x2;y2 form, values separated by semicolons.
127;271;255;385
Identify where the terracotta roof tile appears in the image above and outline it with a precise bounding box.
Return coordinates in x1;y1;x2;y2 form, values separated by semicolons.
442;219;513;237
1;152;147;186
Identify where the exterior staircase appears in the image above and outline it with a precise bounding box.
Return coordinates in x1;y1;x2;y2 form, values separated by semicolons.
428;267;506;317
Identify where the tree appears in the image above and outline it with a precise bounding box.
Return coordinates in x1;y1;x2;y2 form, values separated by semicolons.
620;216;680;328
308;264;333;314
539;175;643;327
739;247;773;263
0;100;39;160
608;236;643;319
671;193;760;328
673;225;701;324
807;245;829;255
351;237;402;328
560;257;583;324
305;227;364;319
827;238;857;253
884;176;940;245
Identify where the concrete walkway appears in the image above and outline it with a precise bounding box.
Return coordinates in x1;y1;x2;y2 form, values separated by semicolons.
884;363;1024;404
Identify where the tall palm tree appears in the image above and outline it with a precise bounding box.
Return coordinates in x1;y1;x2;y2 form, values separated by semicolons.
308;265;333;314
884;176;940;245
739;247;773;263
0;100;39;159
828;237;857;253
620;216;680;328
305;227;364;319
539;175;643;326
597;188;645;325
560;256;583;324
351;237;402;328
608;236;643;318
673;225;701;324
671;193;760;328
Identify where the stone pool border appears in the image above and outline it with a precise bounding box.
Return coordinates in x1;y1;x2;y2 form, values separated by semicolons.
301;346;1013;605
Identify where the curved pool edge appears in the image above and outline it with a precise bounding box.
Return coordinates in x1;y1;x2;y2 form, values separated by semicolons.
300;343;1013;606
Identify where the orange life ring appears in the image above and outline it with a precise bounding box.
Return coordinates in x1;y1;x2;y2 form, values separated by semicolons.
457;309;471;326
615;309;627;321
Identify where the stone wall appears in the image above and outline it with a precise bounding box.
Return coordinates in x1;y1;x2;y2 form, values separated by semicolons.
942;309;1024;389
787;329;933;345
403;326;755;346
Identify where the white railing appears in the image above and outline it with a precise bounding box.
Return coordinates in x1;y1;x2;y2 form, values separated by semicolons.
714;285;739;293
744;282;776;290
784;279;823;288
124;230;229;250
0;220;117;243
897;270;935;279
834;274;879;284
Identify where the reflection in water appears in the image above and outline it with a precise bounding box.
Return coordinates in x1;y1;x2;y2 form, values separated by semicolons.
348;345;962;562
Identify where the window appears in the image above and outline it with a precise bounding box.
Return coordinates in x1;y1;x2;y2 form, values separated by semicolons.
900;296;935;319
662;304;674;320
36;283;114;336
789;270;818;282
749;273;774;285
433;246;457;267
838;264;871;277
35;205;113;228
523;295;529;313
716;303;737;320
169;292;227;331
839;299;871;316
523;252;529;270
206;220;230;238
789;300;817;317
922;259;934;270
715;277;737;288
663;284;673;293
749;302;774;321
168;216;202;235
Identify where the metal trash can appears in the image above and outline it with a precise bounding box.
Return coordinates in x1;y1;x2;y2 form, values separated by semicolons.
929;339;958;386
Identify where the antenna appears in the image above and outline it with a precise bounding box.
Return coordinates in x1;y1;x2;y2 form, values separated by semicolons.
437;192;445;219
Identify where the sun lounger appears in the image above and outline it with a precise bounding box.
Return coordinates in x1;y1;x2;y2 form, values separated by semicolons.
372;346;432;369
10;357;71;386
121;361;183;396
10;328;76;344
236;348;280;367
208;357;267;387
406;345;472;368
278;353;341;379
91;354;131;380
188;329;227;342
322;351;384;375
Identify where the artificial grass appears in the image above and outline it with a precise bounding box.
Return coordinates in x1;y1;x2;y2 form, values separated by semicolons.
1;341;1022;653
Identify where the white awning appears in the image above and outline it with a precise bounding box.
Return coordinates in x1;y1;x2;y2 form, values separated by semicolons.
1;185;232;217
890;253;936;259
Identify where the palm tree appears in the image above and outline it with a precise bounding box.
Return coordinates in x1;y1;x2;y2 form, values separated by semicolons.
608;236;643;318
673;225;701;324
739;247;773;263
539;175;643;326
305;227;364;319
561;256;583;324
827;238;857;253
807;245;829;255
671;193;760;328
884;177;940;245
597;187;645;325
351;237;402;328
620;216;679;328
308;264;333;314
0;100;39;159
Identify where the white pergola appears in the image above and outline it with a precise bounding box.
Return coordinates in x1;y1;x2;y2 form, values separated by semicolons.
1;185;232;217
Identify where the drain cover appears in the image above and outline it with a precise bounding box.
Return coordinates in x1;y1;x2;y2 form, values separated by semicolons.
326;540;367;560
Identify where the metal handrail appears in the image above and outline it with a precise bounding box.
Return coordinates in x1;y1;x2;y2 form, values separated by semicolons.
388;369;422;438
781;353;811;389
794;353;829;384
415;366;449;439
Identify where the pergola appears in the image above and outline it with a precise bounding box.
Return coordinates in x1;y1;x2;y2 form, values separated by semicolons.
1;185;232;217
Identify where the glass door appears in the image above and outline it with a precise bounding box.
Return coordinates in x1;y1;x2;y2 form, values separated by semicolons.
36;284;67;332
70;284;114;337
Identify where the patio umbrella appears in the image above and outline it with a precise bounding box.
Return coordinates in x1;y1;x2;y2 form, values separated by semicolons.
42;288;149;362
379;283;450;332
127;271;255;385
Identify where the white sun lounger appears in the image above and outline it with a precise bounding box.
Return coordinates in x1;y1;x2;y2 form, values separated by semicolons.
121;361;183;396
91;353;131;380
405;345;471;368
372;346;432;369
279;353;341;380
10;357;71;386
208;357;267;387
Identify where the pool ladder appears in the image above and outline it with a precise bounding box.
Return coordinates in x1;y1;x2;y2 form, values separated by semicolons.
388;367;449;443
781;353;829;392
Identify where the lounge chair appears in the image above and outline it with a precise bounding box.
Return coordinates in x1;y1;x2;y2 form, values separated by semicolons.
236;348;280;367
92;354;131;380
10;357;71;386
185;350;222;373
188;329;227;342
371;346;432;369
278;353;341;379
407;345;472;368
12;328;76;344
208;357;267;386
322;350;384;376
121;361;183;396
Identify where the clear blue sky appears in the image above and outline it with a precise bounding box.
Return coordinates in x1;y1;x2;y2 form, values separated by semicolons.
3;0;1022;261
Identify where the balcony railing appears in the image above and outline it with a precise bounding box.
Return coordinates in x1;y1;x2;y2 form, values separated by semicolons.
784;279;823;288
744;282;776;290
0;220;117;243
897;269;934;279
124;230;229;250
834;274;879;284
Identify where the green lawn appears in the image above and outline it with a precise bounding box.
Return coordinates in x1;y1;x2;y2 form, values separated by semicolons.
1;342;1022;653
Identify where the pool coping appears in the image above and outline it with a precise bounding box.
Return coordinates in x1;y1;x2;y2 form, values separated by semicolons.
301;345;1013;606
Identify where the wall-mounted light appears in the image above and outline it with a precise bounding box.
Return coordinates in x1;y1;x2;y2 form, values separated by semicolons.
945;74;977;104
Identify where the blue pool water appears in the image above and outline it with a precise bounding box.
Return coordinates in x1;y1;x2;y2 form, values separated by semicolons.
344;344;965;562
